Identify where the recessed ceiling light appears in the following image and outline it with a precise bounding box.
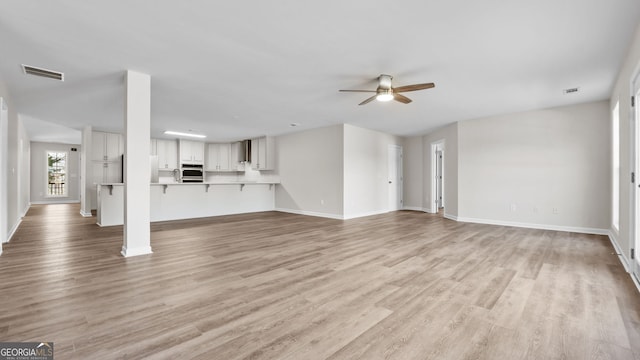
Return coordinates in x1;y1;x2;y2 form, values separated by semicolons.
164;130;206;139
563;87;579;94
290;123;301;127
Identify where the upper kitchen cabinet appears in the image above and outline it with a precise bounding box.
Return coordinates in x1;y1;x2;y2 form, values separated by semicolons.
156;139;178;170
206;143;232;171
92;131;123;162
251;136;275;170
179;140;204;165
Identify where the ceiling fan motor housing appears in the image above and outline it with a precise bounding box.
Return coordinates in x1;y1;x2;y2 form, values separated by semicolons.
378;74;393;89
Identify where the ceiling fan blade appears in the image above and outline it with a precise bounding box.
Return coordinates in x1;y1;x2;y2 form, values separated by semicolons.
339;89;377;93
393;83;435;93
393;93;412;104
358;95;378;105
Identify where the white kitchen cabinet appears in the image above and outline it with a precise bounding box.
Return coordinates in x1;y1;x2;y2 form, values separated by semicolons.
92;162;122;184
180;140;205;165
156;139;178;170
90;160;122;210
251;136;275;170
92;131;123;162
90;131;124;210
206;143;232;171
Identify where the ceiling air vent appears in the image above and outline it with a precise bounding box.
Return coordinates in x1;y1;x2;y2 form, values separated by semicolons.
21;64;64;81
563;87;579;94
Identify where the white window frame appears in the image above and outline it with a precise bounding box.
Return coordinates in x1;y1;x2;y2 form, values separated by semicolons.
46;150;68;198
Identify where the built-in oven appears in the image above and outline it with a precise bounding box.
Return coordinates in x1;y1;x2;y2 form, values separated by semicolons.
181;164;203;183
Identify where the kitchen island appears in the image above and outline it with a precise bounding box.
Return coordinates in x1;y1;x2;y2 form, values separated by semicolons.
96;182;279;226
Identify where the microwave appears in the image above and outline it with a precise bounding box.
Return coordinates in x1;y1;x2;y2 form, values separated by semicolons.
181;164;203;183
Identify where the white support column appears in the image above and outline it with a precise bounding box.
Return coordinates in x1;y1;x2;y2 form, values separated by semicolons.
80;125;93;217
0;97;7;255
121;70;152;257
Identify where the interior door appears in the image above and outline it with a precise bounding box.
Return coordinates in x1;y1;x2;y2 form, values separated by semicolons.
388;145;403;211
436;150;443;209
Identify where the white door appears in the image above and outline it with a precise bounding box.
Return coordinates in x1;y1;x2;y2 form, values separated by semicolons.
436;150;444;209
388;145;403;211
633;72;640;281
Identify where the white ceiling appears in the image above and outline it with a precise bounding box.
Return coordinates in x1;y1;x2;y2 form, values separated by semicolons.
1;1;639;143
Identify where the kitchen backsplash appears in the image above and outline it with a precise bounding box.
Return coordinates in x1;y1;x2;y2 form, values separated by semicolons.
158;162;279;183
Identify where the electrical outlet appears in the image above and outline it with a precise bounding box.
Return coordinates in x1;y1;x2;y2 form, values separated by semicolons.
533;206;538;213
553;207;559;214
320;199;324;205
510;203;517;212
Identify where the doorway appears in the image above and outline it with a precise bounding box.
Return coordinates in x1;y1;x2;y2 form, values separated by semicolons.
388;145;403;211
430;140;445;214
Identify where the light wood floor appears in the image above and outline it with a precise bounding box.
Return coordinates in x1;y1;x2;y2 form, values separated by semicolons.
1;204;640;359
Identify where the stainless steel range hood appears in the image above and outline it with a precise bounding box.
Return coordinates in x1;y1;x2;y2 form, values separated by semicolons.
240;139;252;163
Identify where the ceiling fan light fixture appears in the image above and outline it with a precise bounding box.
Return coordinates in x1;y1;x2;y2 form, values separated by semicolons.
376;90;394;102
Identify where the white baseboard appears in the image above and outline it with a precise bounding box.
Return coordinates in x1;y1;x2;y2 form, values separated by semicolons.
121;246;153;258
343;209;389;220
80;210;93;217
608;230;630;272
444;213;458;221
275;208;344;220
7;217;22;243
454;216;608;235
31;200;80;205
608;230;640;294
276;208;400;220
402;206;430;213
633;273;640;295
21;204;29;218
5;204;30;243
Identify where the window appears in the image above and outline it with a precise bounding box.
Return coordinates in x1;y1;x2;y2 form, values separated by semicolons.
612;102;620;231
47;151;67;197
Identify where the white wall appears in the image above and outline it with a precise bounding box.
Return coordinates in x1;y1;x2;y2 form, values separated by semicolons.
18;120;30;215
402;136;424;211
343;124;403;218
457;101;610;232
0;76;30;244
275;124;344;218
610;22;640;261
30;142;81;204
